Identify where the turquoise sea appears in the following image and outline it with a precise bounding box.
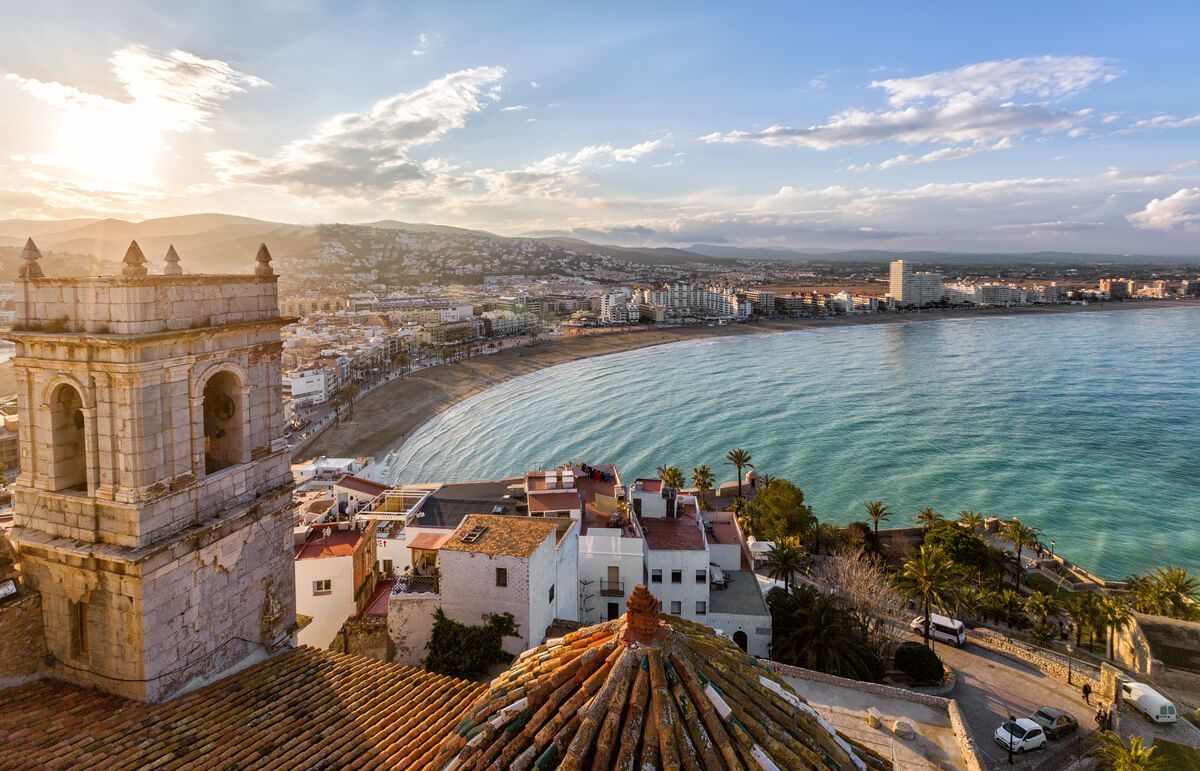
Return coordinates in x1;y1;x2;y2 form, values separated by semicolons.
390;307;1200;579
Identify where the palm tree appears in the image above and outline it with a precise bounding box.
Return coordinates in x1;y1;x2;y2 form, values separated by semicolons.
691;464;714;511
895;544;961;646
1130;567;1200;620
957;510;985;531
726;448;753;499
767;585;883;681
1100;596;1132;659
1025;591;1058;624
864;500;891;544
1061;593;1092;648
999;518;1041;586
660;466;686;492
1088;731;1167;771
915;507;943;532
758;473;774;491
763;541;805;592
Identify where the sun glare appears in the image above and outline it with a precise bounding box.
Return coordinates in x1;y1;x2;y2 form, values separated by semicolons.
52;106;162;187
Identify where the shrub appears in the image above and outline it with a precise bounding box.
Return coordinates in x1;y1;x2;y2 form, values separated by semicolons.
425;608;520;680
894;641;945;683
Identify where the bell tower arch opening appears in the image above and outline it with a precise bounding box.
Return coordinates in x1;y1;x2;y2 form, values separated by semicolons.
202;370;245;474
47;382;88;492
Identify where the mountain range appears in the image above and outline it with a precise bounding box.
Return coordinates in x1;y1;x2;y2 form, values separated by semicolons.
0;214;1195;277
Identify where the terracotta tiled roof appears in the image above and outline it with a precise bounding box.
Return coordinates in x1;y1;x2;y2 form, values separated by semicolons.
441;514;573;558
0;647;485;770
409;532;451;551
335;474;391;497
433;586;875;770
294;528;363;559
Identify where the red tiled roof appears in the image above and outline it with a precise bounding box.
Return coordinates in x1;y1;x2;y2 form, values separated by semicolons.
0;647;485;770
408;532;450;551
360;580;392;618
527;490;583;512
636;478;663;493
294;528;362;559
335;474;390;496
431;606;870;769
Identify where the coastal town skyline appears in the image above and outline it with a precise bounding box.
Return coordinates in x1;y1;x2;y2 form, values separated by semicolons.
4;2;1200;254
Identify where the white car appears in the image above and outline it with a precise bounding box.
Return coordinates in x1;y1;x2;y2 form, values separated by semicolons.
994;718;1047;754
908;612;967;646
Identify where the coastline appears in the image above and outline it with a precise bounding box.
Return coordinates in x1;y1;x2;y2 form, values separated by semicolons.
302;298;1200;461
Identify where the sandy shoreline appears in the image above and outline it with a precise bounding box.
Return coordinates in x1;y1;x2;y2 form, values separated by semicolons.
302;299;1200;460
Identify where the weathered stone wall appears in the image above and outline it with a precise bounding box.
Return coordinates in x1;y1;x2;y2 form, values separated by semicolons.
330;616;392;662
971;627;1101;694
14;276;279;334
389;594;440;667
19;488;295;702
0;592;47;687
768;661;987;771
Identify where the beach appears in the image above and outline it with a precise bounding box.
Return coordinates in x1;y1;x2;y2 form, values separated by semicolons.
301;299;1200;461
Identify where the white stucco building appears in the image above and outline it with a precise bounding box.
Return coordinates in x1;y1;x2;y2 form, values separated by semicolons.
887;260;944;307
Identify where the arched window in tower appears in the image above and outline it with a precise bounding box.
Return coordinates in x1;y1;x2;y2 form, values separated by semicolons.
48;383;88;492
202;371;244;474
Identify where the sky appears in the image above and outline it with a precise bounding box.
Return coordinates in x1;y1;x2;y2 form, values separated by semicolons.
2;1;1200;254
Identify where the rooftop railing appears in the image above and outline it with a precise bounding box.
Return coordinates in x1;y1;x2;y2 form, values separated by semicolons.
391;574;439;595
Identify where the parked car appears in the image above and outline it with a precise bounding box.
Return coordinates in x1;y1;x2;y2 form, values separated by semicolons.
1030;707;1078;738
908;612;967;646
994;718;1047;754
1121;681;1178;724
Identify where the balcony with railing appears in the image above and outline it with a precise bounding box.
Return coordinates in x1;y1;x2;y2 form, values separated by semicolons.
599;580;625;597
391;573;440;596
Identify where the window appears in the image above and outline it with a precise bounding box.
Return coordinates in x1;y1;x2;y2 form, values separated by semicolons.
670;601;682;615
696;601;707;615
671;570;682;584
69;600;88;657
202;370;245;474
695;569;707;584
548;584;555;603
651;569;662;583
312;579;332;595
496;567;508;587
48;383;88;492
607;602;619;621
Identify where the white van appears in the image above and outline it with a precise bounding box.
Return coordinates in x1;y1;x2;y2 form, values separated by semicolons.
1121;681;1178;724
909;612;967;646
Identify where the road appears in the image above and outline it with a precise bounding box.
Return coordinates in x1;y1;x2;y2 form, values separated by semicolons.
933;636;1095;769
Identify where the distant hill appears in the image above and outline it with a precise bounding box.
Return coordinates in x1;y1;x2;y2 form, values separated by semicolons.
533;237;735;266
691;244;1198;265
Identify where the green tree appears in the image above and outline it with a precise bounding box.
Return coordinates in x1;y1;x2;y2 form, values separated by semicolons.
757;473;774;492
725;448;753;499
924;520;994;581
864;500;891;544
915;507;944;532
1087;731;1167;771
1128;567;1200;620
425;609;520;680
766;585;885;682
1025;591;1059;624
894;544;961;646
957;510;985;531
1100;596;1133;659
691;464;715;511
659;466;685;492
999;517;1041;586
753;479;816;542
763;540;806;592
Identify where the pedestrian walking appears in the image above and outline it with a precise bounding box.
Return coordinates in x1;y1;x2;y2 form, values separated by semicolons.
1082;682;1092;705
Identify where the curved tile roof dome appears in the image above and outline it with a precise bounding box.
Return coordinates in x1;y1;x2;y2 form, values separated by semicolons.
434;585;878;770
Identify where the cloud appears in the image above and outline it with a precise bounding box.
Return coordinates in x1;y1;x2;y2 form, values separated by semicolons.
808;76;826;91
209;66;505;193
411;33;433;57
1127;187;1200;231
7;44;265;134
702;56;1116;159
500;104;528;112
611;139;665;162
530;81;540;88
1122;114;1200;132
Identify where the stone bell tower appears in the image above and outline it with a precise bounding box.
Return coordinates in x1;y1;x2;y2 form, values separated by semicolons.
8;240;296;701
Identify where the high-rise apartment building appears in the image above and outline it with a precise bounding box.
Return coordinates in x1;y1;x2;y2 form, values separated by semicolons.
887;259;944;307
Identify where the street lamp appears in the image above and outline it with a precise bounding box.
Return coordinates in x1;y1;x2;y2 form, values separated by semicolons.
1066;642;1074;686
1007;713;1016;765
